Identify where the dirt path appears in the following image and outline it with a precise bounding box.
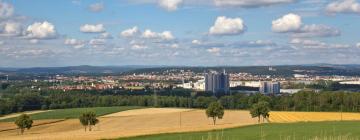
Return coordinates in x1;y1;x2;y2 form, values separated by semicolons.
0;108;257;140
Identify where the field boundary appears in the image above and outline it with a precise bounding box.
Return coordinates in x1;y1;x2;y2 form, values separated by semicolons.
0;119;67;133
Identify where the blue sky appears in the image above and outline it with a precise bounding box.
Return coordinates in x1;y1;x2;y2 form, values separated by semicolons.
0;0;360;67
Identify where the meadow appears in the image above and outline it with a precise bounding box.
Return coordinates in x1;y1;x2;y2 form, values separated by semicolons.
117;121;360;140
0;106;142;122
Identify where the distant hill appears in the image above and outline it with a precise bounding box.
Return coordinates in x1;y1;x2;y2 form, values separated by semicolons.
123;64;360;76
0;65;149;75
1;64;360;76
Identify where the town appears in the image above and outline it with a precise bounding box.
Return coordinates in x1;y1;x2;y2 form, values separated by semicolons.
1;65;360;95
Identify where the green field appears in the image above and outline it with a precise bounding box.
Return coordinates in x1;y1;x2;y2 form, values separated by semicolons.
118;121;360;140
1;106;142;122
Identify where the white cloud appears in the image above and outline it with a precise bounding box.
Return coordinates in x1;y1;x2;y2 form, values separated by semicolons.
326;0;360;14
0;41;4;45
192;39;202;45
29;39;39;44
97;32;113;39
290;38;350;48
170;43;179;48
357;43;360;48
121;26;139;38
142;29;175;40
89;38;106;46
292;24;341;37
121;27;175;41
209;16;245;36
0;21;22;36
207;47;221;54
290;38;325;47
142;29;158;38
64;38;86;49
25;21;57;39
132;44;148;50
0;1;14;18
272;13;340;37
89;3;104;12
159;0;183;11
246;40;276;46
160;31;175;40
80;24;105;33
214;0;294;7
272;13;302;32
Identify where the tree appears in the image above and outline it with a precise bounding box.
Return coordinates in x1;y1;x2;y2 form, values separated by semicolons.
250;101;270;123
206;102;224;125
1;83;10;90
14;114;33;134
79;111;99;132
79;113;89;132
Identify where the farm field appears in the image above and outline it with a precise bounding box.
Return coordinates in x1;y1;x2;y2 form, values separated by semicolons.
0;108;257;140
117;121;360;140
269;111;360;123
1;108;360;140
0;106;142;122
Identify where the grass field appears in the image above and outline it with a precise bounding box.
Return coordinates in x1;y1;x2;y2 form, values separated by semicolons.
0;106;142;122
117;121;360;140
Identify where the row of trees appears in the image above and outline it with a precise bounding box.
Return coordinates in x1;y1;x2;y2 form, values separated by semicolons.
206;100;270;125
282;80;360;91
14;111;100;134
1;91;360;116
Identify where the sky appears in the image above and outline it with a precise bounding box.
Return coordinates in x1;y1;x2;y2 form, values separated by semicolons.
0;0;360;67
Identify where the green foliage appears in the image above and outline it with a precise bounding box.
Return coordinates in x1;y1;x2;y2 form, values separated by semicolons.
2;86;360;117
250;101;270;123
116;121;360;140
1;83;10;90
14;114;33;134
206;102;224;125
79;111;99;131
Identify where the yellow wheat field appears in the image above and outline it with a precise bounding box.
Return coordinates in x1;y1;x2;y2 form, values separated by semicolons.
269;111;360;123
1;109;360;140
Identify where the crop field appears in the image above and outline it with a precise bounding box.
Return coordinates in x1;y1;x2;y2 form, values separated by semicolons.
1;108;360;140
0;106;142;122
269;111;360;123
0;108;257;140
117;121;360;140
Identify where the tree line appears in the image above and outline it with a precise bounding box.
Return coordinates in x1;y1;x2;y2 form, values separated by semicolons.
1;90;360;116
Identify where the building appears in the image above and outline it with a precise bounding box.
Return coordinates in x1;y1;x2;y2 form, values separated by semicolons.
230;81;260;87
205;70;230;94
177;78;205;91
259;81;280;95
